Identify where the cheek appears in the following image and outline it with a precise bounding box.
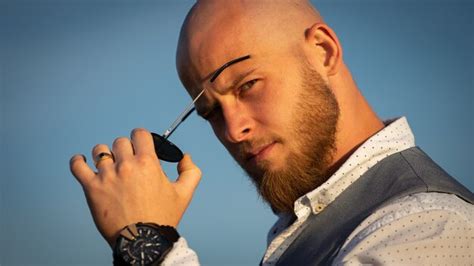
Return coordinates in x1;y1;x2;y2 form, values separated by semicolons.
251;87;296;133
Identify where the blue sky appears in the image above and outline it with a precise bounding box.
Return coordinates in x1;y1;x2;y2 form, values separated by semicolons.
1;1;472;265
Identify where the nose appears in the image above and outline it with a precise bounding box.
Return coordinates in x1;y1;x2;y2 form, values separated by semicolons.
221;104;252;143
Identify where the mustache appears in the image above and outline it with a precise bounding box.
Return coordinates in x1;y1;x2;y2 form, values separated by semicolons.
233;137;283;160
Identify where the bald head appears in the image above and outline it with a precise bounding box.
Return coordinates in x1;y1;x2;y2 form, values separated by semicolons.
176;0;324;93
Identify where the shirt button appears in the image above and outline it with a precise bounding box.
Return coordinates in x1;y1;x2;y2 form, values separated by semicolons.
315;203;325;212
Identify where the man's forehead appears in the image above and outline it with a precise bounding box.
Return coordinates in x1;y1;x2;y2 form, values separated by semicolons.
176;3;267;88
184;37;257;82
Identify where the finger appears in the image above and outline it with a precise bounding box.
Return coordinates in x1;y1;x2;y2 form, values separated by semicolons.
92;144;115;171
70;154;96;186
174;154;202;199
112;137;134;163
131;128;157;157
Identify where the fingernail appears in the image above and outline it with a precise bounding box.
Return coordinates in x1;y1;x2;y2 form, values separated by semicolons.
81;154;87;162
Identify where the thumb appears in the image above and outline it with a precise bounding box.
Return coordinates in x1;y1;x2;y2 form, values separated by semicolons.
175;154;202;199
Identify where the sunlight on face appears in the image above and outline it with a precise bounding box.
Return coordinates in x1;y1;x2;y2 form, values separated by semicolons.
236;62;340;214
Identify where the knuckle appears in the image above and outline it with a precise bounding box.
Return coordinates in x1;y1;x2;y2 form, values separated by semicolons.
193;170;203;184
188;165;202;178
137;153;156;164
116;161;133;174
98;170;114;184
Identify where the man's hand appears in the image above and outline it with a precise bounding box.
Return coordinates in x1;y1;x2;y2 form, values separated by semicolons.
69;128;201;248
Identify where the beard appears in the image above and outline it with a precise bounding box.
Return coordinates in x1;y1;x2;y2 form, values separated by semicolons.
235;64;340;214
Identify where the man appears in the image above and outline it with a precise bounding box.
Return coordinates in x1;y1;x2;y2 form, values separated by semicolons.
70;0;473;265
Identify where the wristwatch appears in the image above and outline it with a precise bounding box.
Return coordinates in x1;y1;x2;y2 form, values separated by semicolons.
113;222;180;266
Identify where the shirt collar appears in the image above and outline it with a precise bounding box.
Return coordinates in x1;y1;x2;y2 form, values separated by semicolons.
294;117;416;215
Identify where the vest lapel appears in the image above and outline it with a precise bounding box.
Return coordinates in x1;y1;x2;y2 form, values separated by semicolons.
274;147;473;265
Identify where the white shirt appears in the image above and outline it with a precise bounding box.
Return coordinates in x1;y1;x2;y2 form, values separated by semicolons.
163;117;474;265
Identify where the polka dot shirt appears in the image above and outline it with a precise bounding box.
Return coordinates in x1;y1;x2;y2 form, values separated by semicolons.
162;237;199;266
261;117;474;265
333;192;473;265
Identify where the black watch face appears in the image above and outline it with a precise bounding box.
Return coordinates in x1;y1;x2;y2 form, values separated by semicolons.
117;224;171;265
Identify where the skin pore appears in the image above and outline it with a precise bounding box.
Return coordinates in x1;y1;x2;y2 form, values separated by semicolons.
176;0;384;214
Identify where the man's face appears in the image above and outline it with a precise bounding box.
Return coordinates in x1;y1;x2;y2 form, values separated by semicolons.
182;52;339;213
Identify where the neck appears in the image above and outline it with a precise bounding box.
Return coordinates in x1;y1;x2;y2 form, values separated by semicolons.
328;64;384;175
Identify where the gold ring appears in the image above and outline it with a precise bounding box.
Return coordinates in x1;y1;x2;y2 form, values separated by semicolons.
94;152;114;167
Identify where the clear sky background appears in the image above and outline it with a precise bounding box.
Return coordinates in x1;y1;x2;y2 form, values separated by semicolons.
1;0;472;265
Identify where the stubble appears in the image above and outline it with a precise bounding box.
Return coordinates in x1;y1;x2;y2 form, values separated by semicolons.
243;64;340;214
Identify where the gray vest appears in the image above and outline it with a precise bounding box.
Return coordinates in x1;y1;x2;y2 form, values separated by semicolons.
271;147;474;265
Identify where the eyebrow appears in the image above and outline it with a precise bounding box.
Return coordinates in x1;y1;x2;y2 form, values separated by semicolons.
210;55;251;83
195;54;252;119
197;67;257;119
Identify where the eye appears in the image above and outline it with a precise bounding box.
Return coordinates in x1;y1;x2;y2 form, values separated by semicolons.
239;79;258;93
202;106;221;121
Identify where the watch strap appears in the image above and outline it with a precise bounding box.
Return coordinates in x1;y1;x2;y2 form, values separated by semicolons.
143;223;180;243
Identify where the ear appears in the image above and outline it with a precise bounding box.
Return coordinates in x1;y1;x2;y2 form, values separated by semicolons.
304;23;343;76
